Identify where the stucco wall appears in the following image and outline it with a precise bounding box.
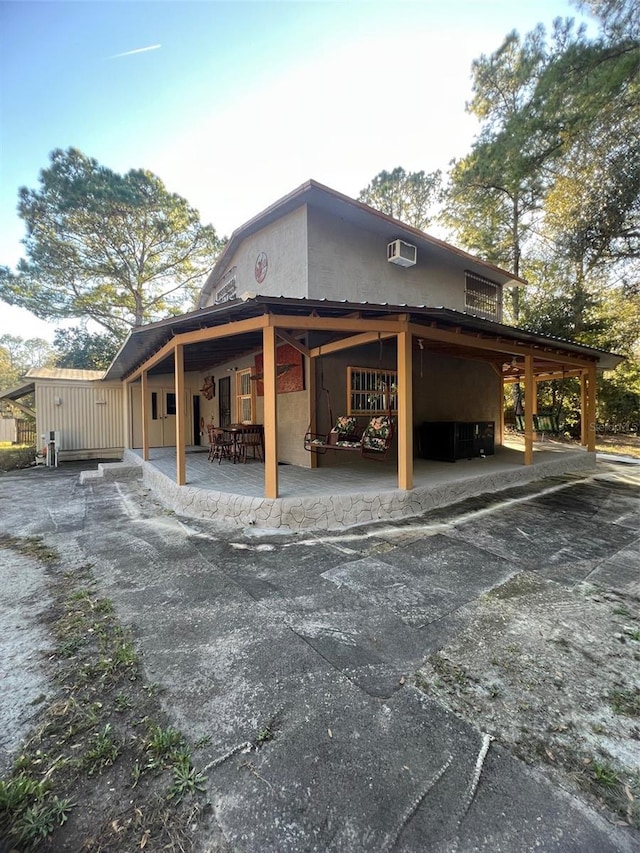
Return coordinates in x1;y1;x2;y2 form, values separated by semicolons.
197;353;312;468
312;343;500;467
204;206;309;305
307;206;467;309
413;352;500;424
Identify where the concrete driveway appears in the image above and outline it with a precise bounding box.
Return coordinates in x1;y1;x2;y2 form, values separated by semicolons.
1;461;639;852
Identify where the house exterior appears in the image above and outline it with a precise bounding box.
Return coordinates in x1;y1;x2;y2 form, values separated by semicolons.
1;180;622;521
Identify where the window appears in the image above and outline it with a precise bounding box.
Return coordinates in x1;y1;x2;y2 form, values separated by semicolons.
151;392;158;420
465;271;502;321
165;392;176;416
236;369;254;423
347;367;398;415
214;266;237;304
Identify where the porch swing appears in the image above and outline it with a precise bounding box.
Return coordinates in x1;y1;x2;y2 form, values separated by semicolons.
303;343;395;461
513;376;562;436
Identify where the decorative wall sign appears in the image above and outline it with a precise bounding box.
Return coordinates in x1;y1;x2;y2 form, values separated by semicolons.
200;376;215;399
255;251;268;284
254;344;304;396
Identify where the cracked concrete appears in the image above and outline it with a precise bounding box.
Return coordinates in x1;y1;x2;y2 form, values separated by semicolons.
1;460;639;852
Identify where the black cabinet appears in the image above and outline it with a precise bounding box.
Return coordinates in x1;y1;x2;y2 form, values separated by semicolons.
417;421;495;462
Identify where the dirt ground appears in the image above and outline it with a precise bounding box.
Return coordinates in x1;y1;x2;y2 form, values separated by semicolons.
1;459;639;852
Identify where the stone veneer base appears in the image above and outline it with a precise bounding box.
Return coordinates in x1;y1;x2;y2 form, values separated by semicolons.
120;448;597;532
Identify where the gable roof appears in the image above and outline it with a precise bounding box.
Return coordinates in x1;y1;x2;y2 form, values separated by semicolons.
197;179;527;307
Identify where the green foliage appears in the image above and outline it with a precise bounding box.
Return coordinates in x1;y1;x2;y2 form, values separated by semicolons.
1;148;223;338
0;333;54;395
359;167;442;230
53;325;120;370
167;752;207;802
0;775;72;846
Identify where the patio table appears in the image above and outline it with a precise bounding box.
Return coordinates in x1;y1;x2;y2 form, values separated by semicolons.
222;424;264;463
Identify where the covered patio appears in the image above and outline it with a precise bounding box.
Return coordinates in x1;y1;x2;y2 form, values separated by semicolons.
118;436;596;530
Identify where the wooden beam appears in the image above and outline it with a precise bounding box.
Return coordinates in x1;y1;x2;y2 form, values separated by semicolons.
126;315;270;382
524;354;534;465
141;371;149;461
580;371;588;446
587;365;597;452
498;375;504;446
275;329;310;358
4;399;36;419
309;331;396;359
263;325;279;498
174;345;186;486
269;314;404;335
408;322;594;369
397;330;413;491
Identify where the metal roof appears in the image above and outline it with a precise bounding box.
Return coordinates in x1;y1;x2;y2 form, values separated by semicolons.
104;295;623;381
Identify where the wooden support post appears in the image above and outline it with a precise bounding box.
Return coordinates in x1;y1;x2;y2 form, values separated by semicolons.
587;365;597;452
263;325;279;498
141;371;149;461
307;351;318;469
174;345;186;486
397;330;413;491
524;354;534;465
498;376;504;446
580;372;588;446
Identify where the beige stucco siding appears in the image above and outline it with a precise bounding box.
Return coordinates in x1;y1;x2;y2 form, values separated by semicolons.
204;207;309;305
307;207;466;309
36;381;124;454
412;353;499;424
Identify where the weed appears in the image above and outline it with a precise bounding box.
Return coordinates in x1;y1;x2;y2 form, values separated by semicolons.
608;687;640;718
94;598;114;614
613;606;632;617
0;533;58;563
256;726;273;745
0;776;72;846
167;753;207;802
195;734;212;749
113;639;137;667
591;760;620;789
114;694;134;712
83;725;120;775
144;724;184;768
131;760;143;789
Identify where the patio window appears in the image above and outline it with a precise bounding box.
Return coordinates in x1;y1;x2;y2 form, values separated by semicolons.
347;367;398;415
236;368;254;423
465;272;502;321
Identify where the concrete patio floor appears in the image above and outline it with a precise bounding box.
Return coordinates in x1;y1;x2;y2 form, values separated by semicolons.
115;438;596;531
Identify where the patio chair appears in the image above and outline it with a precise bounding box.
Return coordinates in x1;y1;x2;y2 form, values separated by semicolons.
238;424;264;462
207;425;233;464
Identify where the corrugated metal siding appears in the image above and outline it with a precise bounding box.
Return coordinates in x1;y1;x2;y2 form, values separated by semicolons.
36;382;124;450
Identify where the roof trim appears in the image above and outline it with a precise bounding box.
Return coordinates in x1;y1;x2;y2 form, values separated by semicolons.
104;295;623;380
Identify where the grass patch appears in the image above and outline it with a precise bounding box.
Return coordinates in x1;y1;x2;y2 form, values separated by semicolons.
0;443;36;472
0;544;210;850
608;687;640;718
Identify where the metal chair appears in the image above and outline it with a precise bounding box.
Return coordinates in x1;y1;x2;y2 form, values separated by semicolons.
207;425;233;464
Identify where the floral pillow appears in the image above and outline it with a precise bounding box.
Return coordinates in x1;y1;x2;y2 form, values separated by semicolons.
362;415;393;451
332;416;358;436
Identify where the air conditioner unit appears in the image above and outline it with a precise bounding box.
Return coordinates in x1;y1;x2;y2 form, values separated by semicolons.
387;239;417;267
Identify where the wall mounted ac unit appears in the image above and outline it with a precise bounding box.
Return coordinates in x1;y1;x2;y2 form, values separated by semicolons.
387;239;417;267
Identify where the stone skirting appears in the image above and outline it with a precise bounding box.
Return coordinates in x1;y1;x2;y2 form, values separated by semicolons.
121;448;596;531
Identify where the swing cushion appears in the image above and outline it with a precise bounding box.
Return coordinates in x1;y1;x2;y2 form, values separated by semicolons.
333;416;358;436
362;415;393;452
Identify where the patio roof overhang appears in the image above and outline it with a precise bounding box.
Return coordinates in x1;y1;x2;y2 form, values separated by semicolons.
104;295;623;382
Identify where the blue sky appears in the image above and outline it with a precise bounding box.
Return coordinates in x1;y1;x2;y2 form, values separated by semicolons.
0;0;591;341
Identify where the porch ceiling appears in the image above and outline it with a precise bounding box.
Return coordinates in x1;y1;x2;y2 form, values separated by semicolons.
106;296;623;382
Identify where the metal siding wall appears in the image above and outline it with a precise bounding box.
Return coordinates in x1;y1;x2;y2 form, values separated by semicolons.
35;382;124;450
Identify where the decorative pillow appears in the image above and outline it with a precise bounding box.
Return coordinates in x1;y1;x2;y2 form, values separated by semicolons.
333;416;358;436
362;416;393;451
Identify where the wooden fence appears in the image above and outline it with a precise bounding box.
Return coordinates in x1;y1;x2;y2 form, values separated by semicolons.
16;421;37;445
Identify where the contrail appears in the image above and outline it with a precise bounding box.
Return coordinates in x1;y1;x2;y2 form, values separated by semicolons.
110;44;161;59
